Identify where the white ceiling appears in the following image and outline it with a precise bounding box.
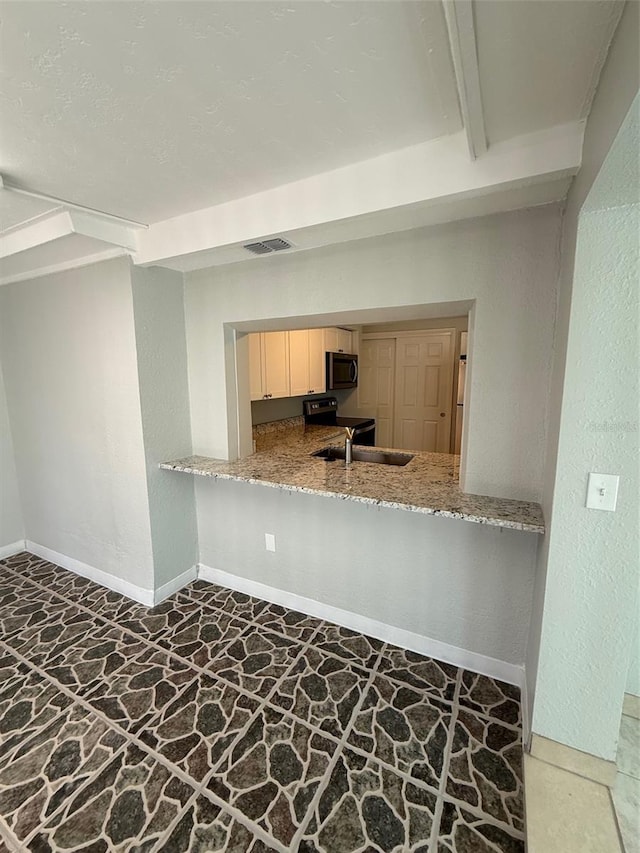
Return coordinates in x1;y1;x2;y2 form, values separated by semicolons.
475;0;624;145
0;0;628;284
1;0;461;223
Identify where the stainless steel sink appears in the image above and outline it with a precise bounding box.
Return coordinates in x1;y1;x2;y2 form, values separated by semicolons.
312;446;414;466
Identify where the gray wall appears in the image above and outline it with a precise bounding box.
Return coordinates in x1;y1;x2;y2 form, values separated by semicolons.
627;618;640;699
525;2;640;751
0;258;155;590
532;96;639;759
131;266;198;589
0;354;23;549
182;204;562;677
186;206;562;503
195;476;538;667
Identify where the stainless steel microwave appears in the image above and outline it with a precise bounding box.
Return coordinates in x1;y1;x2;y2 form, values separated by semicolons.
326;351;358;390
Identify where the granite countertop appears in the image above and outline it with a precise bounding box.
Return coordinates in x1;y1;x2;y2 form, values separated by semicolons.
161;419;545;534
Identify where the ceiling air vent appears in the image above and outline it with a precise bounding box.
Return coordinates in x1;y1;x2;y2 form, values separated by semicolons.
262;238;291;251
243;237;293;255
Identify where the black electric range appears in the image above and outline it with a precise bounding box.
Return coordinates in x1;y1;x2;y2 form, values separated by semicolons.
303;397;376;446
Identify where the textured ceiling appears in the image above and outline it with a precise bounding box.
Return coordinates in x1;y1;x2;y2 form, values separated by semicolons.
1;1;461;223
475;0;624;145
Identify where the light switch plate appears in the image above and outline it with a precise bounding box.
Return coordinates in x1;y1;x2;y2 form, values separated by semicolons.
265;533;276;552
586;473;619;512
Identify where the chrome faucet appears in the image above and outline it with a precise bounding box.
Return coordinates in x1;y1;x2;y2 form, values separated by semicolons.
345;427;355;464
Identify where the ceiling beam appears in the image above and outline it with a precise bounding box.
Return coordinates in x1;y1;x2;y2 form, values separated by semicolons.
0;178;148;229
0;210;73;259
134;121;584;267
442;0;487;160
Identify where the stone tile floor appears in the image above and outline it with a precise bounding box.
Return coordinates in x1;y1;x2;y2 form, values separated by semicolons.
0;552;525;852
613;712;640;852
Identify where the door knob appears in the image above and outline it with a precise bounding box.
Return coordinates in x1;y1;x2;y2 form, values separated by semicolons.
440;412;445;417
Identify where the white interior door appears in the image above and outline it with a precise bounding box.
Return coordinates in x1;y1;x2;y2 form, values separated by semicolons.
358;338;396;447
393;333;454;452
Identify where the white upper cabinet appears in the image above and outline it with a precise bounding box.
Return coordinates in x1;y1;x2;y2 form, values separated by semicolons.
324;327;352;354
250;326;356;402
249;331;291;400
262;331;290;399
307;328;326;394
289;330;311;398
289;329;327;397
249;333;264;400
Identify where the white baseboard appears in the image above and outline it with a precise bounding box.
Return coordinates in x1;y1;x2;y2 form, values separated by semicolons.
197;563;525;688
0;539;26;560
521;677;531;746
154;565;198;605
25;540;155;607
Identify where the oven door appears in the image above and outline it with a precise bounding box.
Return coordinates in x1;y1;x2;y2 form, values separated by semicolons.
353;422;375;446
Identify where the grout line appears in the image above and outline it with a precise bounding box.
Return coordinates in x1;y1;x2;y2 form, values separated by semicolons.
4;560;427;730
194;625;320;798
20;740;132;848
432;665;527;843
142;788;202;853
4;558;523;730
2;577;328;851
190;786;292;853
289;646;384;849
429;662;464;849
0;639;211;792
2;561;311;708
0;815;22;852
0;638;266;853
2;557;529;850
525;752;619;789
616;768;640;782
607;784;628;853
436;792;527;840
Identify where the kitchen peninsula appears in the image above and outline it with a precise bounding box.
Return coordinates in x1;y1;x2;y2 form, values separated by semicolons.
161;417;545;534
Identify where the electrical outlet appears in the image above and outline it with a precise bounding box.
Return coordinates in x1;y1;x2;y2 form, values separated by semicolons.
586;473;619;512
265;533;276;552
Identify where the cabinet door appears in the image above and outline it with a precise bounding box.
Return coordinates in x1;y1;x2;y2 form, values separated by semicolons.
262;331;290;398
337;328;352;353
289;330;310;397
323;327;339;353
249;333;264;400
307;328;326;394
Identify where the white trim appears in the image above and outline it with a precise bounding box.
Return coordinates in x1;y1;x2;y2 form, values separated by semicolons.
442;0;487;160
0;539;26;560
361;327;458;340
0;207;65;237
154;565;198;605
521;677;531;748
69;210;139;252
198;563;525;688
1;179;148;228
0;209;73;259
25;541;154;606
0;248;128;287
